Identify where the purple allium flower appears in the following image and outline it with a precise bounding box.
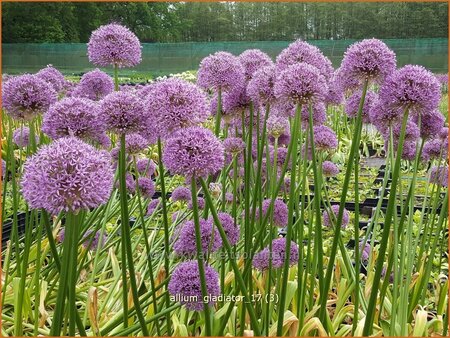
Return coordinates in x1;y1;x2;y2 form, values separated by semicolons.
267;114;289;139
36;65;66;93
163;126;224;179
412;109;445;140
274;63;328;105
345;90;378;123
422;139;447;162
168;260;220;311
269;147;291;169
42;97;105;142
322;161;340;177
258;198;288;228
429;166;448;187
88;23;142;68
221;84;251;119
125;133;149;154
147;198;161;215
72;69;114;101
145;78;210;138
64;80;77;97
323;204;350;228
301;102;327;129
197;51;245;92
436;73;448;85
252;248;271;271
95;133;112;149
114;172;136;194
270;237;299;268
137;177;155;198
360;241;372;261
379;65;441;115
239;49;273;80
369;100;404;130
110;147;131;164
136;158;156;177
223;137;246;154
247;65;277;105
215;212;239;246
401;140;418;161
188;197;205;210
324;75;345;106
225;192;234;203
173;218;221;256
21;137;113;215
382;120;420;150
313;125;338;151
137;83;156;100
13;127;36;148
439;127;448;140
100;91;146;135
171;186;191;203
82;229;107;250
2;74;57;120
276;39;333;80
338;39;396;89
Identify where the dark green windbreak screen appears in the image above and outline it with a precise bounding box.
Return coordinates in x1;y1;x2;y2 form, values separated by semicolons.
2;38;448;75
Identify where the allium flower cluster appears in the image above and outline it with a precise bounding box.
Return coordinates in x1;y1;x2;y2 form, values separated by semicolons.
197;51;245;91
338;39;396;89
168;261;220;311
36;65;66;93
100;91;147;134
274;63;328;105
412;109;445;140
300;102;327;129
220;85;251;119
171;186;191;203
188;197;205;210
345;90;378;123
253;238;299;270
323;205;350;228
422;139;447;162
72;69;114;101
246;65;277;105
125;133;149;154
13;127;36;148
147;198;161;215
136;158;156;177
239;49;273;80
82;229;107;250
429;166;448;187
215;212;239;246
223;137;246;154
21;137;113;215
258;198;288;228
2;74;57;120
313;125;338;151
324;76;345;106
267;115;289;138
369;100;404;130
163;127;224;179
276;39;333;80
88;23;142;68
137;177;155;198
42;97;105;141
145;78;210;138
173;219;222;256
322;161;340;177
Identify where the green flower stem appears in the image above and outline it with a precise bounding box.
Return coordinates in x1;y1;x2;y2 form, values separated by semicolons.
156;137;173;335
362;106;410;336
276;102;302;336
214;88;222;136
319;80;368;327
352;137;361;335
199;178;261;336
114;64;119;91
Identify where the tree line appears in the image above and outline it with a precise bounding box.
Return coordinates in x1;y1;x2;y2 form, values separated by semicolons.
2;2;448;43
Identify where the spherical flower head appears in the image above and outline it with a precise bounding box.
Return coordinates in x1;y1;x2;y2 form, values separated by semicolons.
215;212;239;246
270;237;299;268
269;147;291;169
325;75;345;106
136;158;156;177
339;39;396;89
173;219;222;257
72;69;114;101
138;177;155;198
100;91;146;135
163;126;224;179
422;139;447;162
323;205;349;228
168;260;220;311
225;192;234;204
360;241;372;261
223;137;246;155
197;51;245;91
247;65;277;105
274;63;328;105
253;248;270;271
411;109;445;140
301;102;327;129
239;49;273;80
2;74;57;120
82;229;107;250
379;65;441;115
13;127;36;148
439;127;448;140
125;133;149;154
382;120;420;150
322;161;340;177
21;137;113;215
429;166;448;187
147;198;161;215
36;65;66;93
345;90;378;124
313;125;338;151
436;73;448;85
171;186;191;203
95;133;112;149
369;99;404;131
276;39;333;80
188;197;205;210
259;198;288;228
87;23;142;68
145;78;210;138
266;114;289;139
114;172;136;194
401;141;418;161
42;97;105;142
221;84;251;119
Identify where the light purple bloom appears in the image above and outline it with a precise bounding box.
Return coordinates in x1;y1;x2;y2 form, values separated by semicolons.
88;23;142;68
72;69;114;101
173;219;221;256
13;127;36;148
313;125;338;151
322;161;340;177
323;205;350;228
136;158;156;177
246;65;277;105
223;137;246;154
422;139;447;162
147;198;161;215
360;241;372;261
82;229;107;250
301;102;327;129
412;109;445;140
36;65;66;93
125;133;149;154
258;198;288;228
171;186;191;203
324;75;345;106
252;248;271;271
429;166;448;187
215;212;239;246
345;90;378;123
137;177;155;198
369;99;404;130
267;115;289;138
188;197;205;210
21;137;113;215
239;49;273;80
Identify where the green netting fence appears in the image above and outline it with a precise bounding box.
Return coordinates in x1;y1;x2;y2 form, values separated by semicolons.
2;38;448;76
